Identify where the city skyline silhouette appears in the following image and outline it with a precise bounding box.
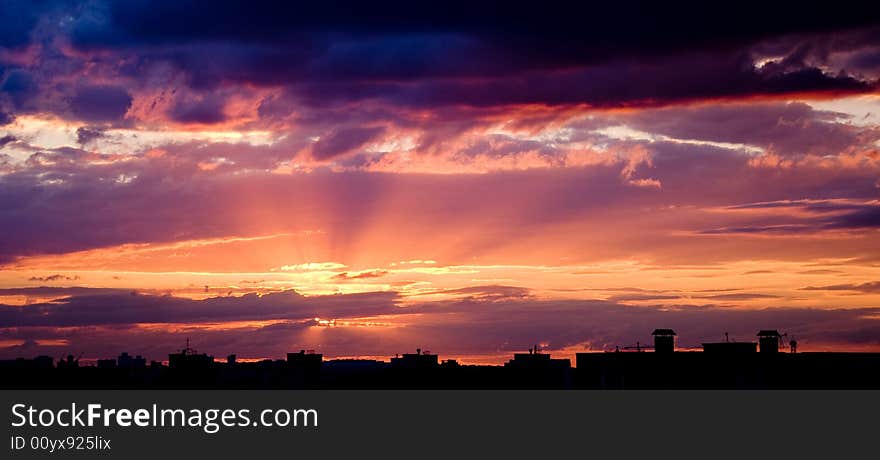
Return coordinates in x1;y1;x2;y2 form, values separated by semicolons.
5;327;880;389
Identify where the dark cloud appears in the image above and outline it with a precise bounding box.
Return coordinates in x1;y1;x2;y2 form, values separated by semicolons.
4;1;872;120
0;112;14;126
0;289;400;327
168;94;228;124
312;126;385;160
700;293;781;301
699;224;814;235
0;0;877;132
332;270;389;281
0;134;16;148
798;269;844;275
823;206;880;229
3;289;880;360
847;49;880;73
620;102;877;156
413;285;534;302
69;85;132;123
0;69;38;110
68;1;879;61
727;200;872;212
75;126;106;145
802;281;880;293
27;274;80;282
699;201;880;235
0;286;131;297
284;52;873;109
0;0;59;48
607;294;681;302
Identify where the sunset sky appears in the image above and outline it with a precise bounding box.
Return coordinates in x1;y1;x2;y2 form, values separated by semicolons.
1;1;880;363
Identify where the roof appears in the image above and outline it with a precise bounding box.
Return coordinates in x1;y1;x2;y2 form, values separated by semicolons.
702;342;757;353
651;329;677;336
757;330;781;337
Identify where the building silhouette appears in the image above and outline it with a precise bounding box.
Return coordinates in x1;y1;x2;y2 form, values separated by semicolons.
758;330;782;353
652;329;676;354
118;352;147;369
391;349;439;369
3;329;880;389
287;350;323;371
168;339;213;369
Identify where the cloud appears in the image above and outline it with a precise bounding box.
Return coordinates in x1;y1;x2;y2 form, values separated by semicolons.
0;69;38;110
823;206;880;229
168;94;228;124
332;270;389;281
414;285;534;302
607;293;681;302
0;0;58;48
69;85;132;123
3;288;880;359
67;2;880;83
0;135;878;266
312;126;385;160
27;274;80;282
700;293;781;301
75;126;106;145
619;102;877;156
278;262;347;272
0;286;131;297
698;200;880;235
0;2;877;127
699;225;815;235
286;52;873;109
802;281;880;293
0;289;400;327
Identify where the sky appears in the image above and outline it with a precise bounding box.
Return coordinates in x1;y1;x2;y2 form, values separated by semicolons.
1;1;880;363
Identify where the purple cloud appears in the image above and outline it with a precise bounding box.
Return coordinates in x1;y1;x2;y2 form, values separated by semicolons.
619;102;877;156
0;289;400;327
75;126;106;145
3;287;880;360
168;94;228;124
312;126;385;160
69;85;132;123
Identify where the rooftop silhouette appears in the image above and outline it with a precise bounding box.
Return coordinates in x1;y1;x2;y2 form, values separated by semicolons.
3;329;880;389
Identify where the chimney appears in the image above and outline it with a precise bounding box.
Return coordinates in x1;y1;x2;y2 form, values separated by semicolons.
757;330;781;353
651;329;677;354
